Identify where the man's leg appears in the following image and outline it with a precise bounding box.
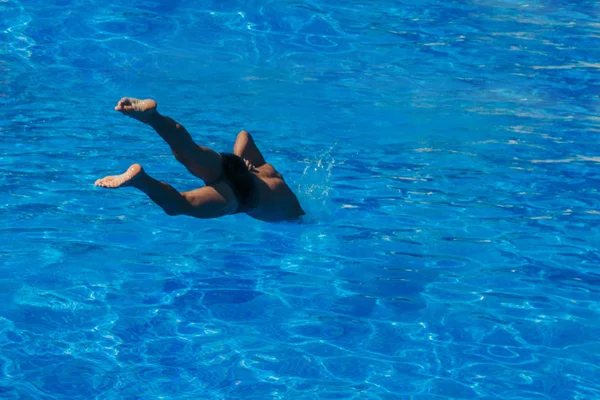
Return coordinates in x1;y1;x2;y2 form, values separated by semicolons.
233;130;266;168
115;97;223;184
94;164;238;218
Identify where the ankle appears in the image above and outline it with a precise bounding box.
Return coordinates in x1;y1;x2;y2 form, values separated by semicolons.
145;111;162;126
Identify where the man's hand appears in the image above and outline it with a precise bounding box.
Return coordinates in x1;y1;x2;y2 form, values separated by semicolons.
244;158;256;172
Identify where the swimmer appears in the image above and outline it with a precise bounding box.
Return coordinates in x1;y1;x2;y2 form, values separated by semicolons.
95;98;305;222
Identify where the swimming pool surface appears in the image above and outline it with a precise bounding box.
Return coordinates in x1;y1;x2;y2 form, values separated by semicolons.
2;0;600;398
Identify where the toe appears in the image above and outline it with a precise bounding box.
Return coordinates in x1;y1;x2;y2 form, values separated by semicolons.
116;97;131;109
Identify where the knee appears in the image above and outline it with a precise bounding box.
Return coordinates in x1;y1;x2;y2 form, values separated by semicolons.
163;207;182;216
237;130;251;142
171;149;187;163
162;201;192;217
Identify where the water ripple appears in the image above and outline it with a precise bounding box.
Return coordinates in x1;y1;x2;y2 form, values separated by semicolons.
1;0;600;398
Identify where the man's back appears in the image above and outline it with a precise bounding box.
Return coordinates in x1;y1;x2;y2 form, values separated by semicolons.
248;164;305;221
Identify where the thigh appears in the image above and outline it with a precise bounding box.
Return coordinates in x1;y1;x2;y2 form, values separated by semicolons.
181;181;239;219
177;144;224;185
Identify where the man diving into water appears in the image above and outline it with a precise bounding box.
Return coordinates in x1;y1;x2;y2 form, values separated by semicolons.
95;98;305;222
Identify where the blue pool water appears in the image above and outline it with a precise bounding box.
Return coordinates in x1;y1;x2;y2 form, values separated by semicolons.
2;0;600;398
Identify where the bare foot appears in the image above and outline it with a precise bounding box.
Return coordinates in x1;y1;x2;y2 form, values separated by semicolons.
115;97;157;122
95;164;145;188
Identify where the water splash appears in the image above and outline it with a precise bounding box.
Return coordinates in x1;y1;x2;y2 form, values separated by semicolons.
296;144;336;222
